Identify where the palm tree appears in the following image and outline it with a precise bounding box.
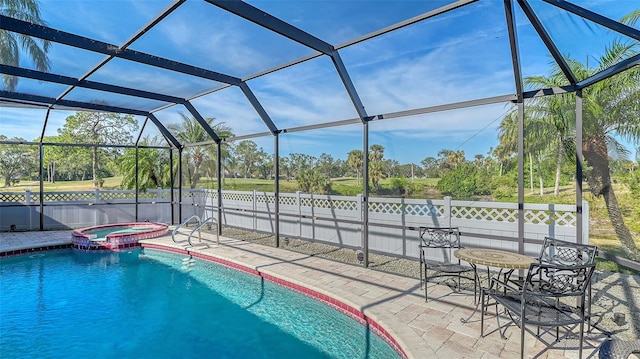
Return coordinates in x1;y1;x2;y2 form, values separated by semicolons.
524;72;575;196
168;113;233;188
576;50;640;261
119;136;171;190
347;149;363;184
1;0;50;90
437;149;466;174
369;144;385;192
514;38;640;260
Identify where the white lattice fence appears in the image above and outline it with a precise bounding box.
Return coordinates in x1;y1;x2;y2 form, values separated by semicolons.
450;200;587;256
44;191;95;202
201;192;587;258
2;189;588;260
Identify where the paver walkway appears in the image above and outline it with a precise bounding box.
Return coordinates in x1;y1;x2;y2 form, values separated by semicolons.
1;230;614;358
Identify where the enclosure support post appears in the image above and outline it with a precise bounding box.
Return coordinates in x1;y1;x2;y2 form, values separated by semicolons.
178;148;183;224
505;0;525;255
362;121;369;267
39;143;44;231
274;133;280;247
517;102;525;254
169;148;175;225
135;146;139;222
217;142;222;236
575;90;584;244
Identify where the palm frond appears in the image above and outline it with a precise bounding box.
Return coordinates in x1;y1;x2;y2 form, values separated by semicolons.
620;9;640;26
605;135;631;160
598;40;639;70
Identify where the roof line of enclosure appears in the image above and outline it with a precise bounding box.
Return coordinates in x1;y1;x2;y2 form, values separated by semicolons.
543;0;640;42
30;0;184;146
517;0;577;84
3;55;630;148
0;15;278;143
0;14;278;139
153;0;635;116
0;89;182;148
206;0;369;122
0;65;229;145
1;0;636;108
51;0;186;106
182;89;576;147
152;0;478;114
2;87;572;149
0;140;169;150
0;52;630;148
0;0;636;138
0;17;241;84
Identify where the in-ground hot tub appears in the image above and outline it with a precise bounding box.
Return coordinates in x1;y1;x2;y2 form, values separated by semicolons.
72;222;169;251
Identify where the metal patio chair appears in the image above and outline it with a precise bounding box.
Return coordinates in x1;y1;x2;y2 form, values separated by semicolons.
418;226;475;302
510;237;598;329
481;261;596;359
598;338;640;359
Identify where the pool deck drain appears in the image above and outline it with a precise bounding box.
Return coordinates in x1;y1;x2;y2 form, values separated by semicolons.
1;230;619;358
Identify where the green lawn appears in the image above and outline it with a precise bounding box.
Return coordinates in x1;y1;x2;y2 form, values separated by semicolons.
2;176;124;191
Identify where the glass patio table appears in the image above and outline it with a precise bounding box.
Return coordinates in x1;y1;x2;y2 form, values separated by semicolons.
454;248;536;323
454;248;536;270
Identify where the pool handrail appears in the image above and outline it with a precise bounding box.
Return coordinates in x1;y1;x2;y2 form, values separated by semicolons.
187;217;219;247
172;215;201;244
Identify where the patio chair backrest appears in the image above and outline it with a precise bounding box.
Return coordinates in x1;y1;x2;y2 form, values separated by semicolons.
538;237;597;266
524;261;596;297
420;227;462;248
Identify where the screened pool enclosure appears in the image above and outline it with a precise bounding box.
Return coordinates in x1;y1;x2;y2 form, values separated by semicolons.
1;0;639;267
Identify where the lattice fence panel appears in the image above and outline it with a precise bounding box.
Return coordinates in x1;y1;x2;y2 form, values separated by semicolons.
452;206;518;222
44;192;94;201
404;204;443;217
524;209;576;226
278;196;297;206
137;192;159;199
99;192;134;201
223;192;253;202
257;194;275;204
368;202;443;216
313;198;357;211
0;193;26;202
369;201;403;214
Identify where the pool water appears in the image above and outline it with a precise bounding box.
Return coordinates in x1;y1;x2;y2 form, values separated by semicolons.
84;226;156;239
0;249;400;359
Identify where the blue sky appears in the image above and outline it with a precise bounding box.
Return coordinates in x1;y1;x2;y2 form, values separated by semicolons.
1;0;638;164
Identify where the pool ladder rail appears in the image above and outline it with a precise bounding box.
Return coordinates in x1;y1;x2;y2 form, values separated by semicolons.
171;215;219;247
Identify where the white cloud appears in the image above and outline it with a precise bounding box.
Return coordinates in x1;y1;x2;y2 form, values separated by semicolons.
0;108;73;140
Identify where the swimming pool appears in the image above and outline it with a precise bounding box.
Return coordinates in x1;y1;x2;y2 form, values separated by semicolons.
0;249;401;359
